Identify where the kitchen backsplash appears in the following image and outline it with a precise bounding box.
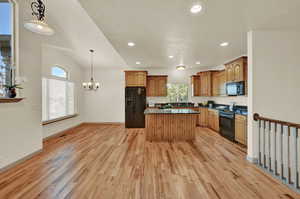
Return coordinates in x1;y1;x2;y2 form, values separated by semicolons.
147;96;248;106
191;96;248;106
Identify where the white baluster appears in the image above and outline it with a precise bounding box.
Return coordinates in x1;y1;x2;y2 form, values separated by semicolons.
258;120;261;165
291;127;298;188
296;129;300;189
283;125;289;182
261;121;266;167
277;123;283;177
270;122;276;173
266;121;271;170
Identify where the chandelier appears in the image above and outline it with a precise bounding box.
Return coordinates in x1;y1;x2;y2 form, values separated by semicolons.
24;0;55;36
82;50;100;91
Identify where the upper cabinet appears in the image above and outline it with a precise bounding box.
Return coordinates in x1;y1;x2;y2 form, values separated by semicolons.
191;56;247;97
191;75;201;97
212;70;226;96
146;75;168;97
192;71;224;97
125;71;148;87
197;71;213;97
225;57;247;83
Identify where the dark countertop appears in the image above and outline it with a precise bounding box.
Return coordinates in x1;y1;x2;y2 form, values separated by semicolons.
144;108;200;115
147;103;248;116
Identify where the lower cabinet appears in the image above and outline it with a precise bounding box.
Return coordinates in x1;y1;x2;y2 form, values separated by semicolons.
208;109;219;132
199;107;208;127
235;114;247;145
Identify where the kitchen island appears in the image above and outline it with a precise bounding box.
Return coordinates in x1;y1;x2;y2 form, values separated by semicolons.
144;108;199;142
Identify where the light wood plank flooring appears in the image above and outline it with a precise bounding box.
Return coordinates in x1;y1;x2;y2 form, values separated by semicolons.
0;124;299;199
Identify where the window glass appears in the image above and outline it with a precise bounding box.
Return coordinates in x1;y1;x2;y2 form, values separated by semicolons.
67;82;75;115
167;84;189;102
51;66;67;79
42;77;75;121
49;79;67;119
0;1;13;96
0;1;11;35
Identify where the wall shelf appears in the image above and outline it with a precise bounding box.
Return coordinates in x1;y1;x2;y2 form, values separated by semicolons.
0;98;24;103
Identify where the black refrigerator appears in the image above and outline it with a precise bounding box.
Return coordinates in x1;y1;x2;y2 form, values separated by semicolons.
125;87;146;128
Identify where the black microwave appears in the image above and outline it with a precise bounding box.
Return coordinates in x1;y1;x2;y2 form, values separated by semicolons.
226;81;245;96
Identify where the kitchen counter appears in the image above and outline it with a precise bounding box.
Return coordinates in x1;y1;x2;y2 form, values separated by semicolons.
144;108;199;114
198;104;248;116
145;108;198;142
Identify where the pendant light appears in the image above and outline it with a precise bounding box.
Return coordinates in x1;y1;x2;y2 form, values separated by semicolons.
82;50;100;91
24;0;55;36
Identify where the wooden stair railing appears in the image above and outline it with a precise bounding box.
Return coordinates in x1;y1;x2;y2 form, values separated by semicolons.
253;113;300;192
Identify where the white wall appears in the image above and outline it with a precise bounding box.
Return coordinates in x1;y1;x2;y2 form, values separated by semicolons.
83;67;248;123
0;0;84;170
41;46;84;139
83;68;125;123
247;30;300;160
0;0;43;169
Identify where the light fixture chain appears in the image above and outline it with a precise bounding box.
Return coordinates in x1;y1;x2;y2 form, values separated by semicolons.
82;49;99;91
90;50;94;81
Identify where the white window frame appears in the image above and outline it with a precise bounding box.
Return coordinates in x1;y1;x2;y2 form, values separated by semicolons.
42;66;77;124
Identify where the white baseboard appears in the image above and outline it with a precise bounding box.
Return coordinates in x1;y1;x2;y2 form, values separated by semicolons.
0;149;43;173
43;123;84;141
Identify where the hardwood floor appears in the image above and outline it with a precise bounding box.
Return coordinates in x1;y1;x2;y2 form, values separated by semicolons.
0;124;299;199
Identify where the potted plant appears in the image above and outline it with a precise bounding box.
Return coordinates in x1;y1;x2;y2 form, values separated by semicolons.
4;84;23;98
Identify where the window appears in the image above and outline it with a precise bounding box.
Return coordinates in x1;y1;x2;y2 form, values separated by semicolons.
42;67;75;121
0;0;14;96
167;84;189;102
51;66;67;79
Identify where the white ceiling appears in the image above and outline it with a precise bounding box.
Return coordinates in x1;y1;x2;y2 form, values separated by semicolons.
44;0;300;69
77;0;300;69
44;0;127;68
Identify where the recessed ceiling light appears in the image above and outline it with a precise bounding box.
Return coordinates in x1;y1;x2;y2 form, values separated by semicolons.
176;65;186;71
169;55;174;59
196;61;201;65
190;4;202;14
128;42;135;47
220;42;229;47
136;61;141;65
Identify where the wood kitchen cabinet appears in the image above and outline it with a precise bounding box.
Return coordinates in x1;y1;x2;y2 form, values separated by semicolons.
146;75;168;97
125;71;147;87
212;70;226;96
208;109;219;132
225;64;235;82
192;108;201;126
199;107;208;127
218;71;226;96
197;71;213;96
212;73;219;96
225;56;247;83
235;114;247;145
191;75;201;96
147;77;156;96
